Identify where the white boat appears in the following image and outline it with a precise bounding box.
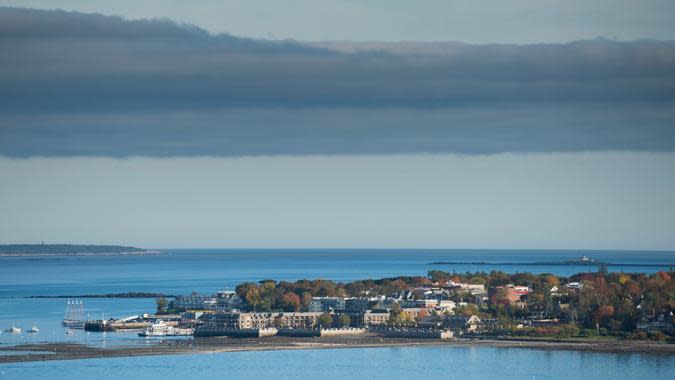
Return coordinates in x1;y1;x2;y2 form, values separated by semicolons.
6;324;21;334
28;323;39;333
65;328;75;335
138;320;193;337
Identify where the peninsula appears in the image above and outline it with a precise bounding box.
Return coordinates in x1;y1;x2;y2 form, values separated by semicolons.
0;269;673;363
0;244;159;256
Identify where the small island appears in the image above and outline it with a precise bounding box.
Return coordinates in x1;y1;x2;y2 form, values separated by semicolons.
428;255;668;268
0;244;159;256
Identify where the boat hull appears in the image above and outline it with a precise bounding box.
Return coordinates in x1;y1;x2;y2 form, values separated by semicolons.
62;320;85;329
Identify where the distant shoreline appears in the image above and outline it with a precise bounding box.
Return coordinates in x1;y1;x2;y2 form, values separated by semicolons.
0;336;672;364
0;244;158;257
0;251;161;257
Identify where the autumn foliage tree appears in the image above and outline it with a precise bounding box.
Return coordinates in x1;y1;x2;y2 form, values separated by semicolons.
282;292;301;312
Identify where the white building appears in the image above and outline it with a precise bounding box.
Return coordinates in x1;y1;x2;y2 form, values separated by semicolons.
172;290;242;311
565;282;584;290
449;282;486;294
308;297;346;312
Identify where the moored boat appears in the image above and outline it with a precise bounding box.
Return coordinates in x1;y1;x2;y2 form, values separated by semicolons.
62;299;85;329
28;323;39;333
138;320;193;337
62;320;85;329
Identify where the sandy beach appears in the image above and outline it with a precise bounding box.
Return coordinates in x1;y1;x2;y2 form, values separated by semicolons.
1;335;673;364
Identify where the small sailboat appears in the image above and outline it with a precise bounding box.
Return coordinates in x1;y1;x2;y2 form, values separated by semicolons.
6;323;21;334
28;322;39;333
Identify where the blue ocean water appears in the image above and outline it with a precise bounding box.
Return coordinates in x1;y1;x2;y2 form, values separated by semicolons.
2;249;673;298
1;346;673;380
1;249;673;378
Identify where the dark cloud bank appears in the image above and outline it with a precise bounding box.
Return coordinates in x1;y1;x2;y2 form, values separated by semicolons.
1;7;674;157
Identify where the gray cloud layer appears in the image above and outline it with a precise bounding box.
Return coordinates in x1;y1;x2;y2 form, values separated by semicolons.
1;7;674;156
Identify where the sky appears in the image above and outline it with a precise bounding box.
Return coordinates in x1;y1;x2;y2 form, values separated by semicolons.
1;0;675;43
0;2;674;249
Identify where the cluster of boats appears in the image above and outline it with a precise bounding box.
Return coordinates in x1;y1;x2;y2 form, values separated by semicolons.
4;299;193;338
3;323;39;334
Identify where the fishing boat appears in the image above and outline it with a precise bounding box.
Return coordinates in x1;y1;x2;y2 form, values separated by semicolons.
62;299;85;329
138;320;193;337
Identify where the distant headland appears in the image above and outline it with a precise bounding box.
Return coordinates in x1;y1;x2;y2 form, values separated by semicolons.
0;244;160;256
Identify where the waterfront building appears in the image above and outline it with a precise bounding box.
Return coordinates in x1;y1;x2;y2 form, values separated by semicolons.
418;315;445;328
362;310;390;326
216;291;243;310
445;315;481;332
345;298;370;312
180;311;204;324
636;313;674;333
276;312;324;329
308;297;346;312
171;295;217;310
207;312;274;329
206;312;325;329
172;290;242;311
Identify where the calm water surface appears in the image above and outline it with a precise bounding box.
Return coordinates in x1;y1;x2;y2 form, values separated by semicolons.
1;346;673;380
2;249;673;298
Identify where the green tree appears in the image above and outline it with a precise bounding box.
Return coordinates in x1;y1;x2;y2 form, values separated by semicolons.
318;313;334;328
155;297;168;314
388;303;402;324
456;303;479;317
337;314;351;328
428;270;451;282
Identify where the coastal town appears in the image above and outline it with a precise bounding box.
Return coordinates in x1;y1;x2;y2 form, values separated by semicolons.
63;268;674;342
